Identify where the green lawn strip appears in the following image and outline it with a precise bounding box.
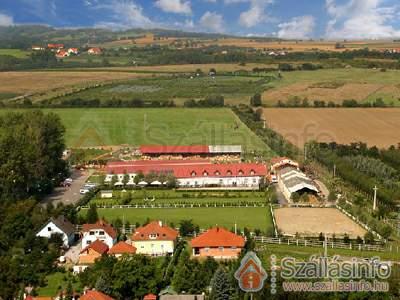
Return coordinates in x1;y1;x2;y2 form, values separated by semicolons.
36;272;81;297
0;108;272;155
80;207;272;232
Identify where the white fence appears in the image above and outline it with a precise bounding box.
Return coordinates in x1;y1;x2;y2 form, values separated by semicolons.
254;236;390;252
79;203;267;209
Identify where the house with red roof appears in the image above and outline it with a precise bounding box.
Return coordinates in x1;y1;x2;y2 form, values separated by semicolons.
47;43;64;50
74;239;109;274
132;221;178;256
56;49;69;58
104;160;267;190
81;220;117;249
108;241;137;258
68;48;79;55
88;47;102;55
80;290;114;300
190;227;245;259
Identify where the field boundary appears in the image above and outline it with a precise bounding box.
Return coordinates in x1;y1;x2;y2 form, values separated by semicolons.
79;202;267;209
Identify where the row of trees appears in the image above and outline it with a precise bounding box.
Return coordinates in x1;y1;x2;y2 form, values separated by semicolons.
276;98;390;108
184;95;225;107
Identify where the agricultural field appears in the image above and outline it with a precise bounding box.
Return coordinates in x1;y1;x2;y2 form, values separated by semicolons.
262;68;400;106
0;108;272;154
81;207;272;232
55;75;270;106
274;207;367;239
0;71;152;102
0;48;30;58
263;108;400;148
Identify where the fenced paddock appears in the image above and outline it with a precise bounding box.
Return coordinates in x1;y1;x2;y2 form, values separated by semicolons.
274;207;367;239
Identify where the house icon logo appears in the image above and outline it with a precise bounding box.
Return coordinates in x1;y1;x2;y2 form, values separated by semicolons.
234;251;268;293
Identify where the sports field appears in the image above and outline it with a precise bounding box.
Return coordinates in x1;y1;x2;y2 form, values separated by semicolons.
263;68;400;106
274;207;367;239
0;108;272;154
263;108;400;148
82;207;272;232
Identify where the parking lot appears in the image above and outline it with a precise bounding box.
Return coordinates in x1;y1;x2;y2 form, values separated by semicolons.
41;169;91;207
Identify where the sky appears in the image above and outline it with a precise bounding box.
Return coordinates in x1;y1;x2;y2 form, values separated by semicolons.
1;0;400;39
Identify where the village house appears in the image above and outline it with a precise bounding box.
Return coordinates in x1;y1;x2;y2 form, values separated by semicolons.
36;216;75;248
108;241;137;258
74;239;109;274
47;43;64;51
132;221;178;256
56;50;69;58
105;160;267;189
190;227;245;259
80;289;114;300
88;47;102;55
67;48;79;55
81;220;117;249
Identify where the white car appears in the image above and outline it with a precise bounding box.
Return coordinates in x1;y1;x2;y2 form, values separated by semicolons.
80;189;90;195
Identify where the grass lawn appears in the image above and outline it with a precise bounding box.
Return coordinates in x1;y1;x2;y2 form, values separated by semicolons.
89;189;269;206
81;207;272;232
36;272;81;297
0;108;272;155
0;48;30;58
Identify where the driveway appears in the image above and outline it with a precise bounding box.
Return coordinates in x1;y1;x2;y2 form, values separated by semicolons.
64;240;82;265
42;169;91;207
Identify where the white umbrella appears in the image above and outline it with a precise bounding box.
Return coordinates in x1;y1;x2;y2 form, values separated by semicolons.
127;181;136;186
151;180;162;185
138;181;148;186
114;182;123;186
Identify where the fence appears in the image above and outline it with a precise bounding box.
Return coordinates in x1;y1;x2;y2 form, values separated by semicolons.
254;236;392;253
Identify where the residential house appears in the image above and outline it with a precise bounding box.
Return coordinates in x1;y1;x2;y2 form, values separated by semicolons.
190;227;245;259
88;47;102;55
74;239;109;274
132;221;178;256
36;216;75;248
80;290;114;300
47;43;64;51
82;220;117;249
68;48;79;55
56;50;69;58
108;241;137;258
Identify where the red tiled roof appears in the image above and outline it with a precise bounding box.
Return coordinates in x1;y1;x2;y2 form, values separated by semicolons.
108;241;137;255
132;221;178;241
143;294;157;300
80;239;109;255
80;290;114;300
47;43;64;49
106;161;267;179
140;145;209;154
82;221;117;239
190;227;245;248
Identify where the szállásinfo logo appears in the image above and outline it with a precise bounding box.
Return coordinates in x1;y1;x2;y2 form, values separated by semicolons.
234;251;268;293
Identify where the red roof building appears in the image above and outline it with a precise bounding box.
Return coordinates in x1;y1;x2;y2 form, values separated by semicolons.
80;290;114;300
82;221;117;239
47;43;64;49
132;221;178;256
190;227;245;259
81;220;117;249
140;145;209;155
108;241;137;257
88;47;102;55
143;294;157;300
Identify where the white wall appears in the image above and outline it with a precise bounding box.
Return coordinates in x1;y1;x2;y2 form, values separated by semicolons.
36;221;73;247
82;229;116;249
177;176;261;188
133;240;175;256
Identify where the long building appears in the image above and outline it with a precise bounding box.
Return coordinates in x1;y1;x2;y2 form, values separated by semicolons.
139;145;242;157
104;160;267;189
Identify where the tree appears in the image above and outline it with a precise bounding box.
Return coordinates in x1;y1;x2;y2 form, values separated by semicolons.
179;219;198;237
364;231;375;244
209;267;232;300
343;233;350;244
250;93;262;107
95;273;113;295
86;204;99;224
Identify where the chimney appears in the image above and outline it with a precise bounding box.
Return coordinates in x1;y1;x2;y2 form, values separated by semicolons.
159;221;163;227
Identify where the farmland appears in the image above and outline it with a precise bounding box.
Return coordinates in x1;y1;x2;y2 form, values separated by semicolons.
262;108;400;148
0;108;272;153
0;71;152;102
81;207;272;232
262;68;400;106
0;49;30;58
274;207;367;239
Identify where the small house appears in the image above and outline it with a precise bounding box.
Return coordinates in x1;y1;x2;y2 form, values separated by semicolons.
36;216;75;248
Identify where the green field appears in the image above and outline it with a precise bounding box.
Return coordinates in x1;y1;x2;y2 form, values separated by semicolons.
89;189;269;206
0;48;30;58
0;108;272;154
51;75;270;106
36;272;81;296
81;207;272;232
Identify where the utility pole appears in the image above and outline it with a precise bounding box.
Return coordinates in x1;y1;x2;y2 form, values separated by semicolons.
304;144;307;162
333;164;336;178
373;186;378;211
234;222;237;235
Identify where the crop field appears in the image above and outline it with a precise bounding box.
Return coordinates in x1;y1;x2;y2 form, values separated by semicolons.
0;71;152;101
0;108;272;153
274;207;367;239
56;75;270;106
81;207;272;231
262;68;400;106
0;48;30;58
263;108;400;148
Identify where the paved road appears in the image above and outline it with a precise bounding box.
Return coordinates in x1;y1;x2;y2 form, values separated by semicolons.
41;169;91;207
